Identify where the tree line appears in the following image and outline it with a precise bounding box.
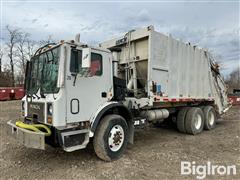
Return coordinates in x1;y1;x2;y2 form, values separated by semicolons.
0;25;54;87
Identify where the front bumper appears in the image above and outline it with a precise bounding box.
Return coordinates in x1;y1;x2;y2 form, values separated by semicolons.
7;120;45;150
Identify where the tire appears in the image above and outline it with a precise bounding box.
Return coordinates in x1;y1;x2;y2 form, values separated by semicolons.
177;107;190;133
93;114;129;161
185;107;204;135
203;106;216;130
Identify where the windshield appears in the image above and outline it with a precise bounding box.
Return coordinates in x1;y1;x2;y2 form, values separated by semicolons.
26;46;60;94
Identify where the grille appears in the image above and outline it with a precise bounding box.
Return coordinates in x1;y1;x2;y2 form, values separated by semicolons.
27;102;45;123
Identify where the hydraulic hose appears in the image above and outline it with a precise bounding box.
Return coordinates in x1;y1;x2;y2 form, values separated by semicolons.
16;121;51;136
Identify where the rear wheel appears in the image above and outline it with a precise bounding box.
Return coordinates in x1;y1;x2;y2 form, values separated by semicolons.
185;107;204;135
203;106;216;130
177;107;190;133
93;114;128;161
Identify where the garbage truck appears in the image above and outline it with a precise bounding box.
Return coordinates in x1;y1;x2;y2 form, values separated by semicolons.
7;26;230;161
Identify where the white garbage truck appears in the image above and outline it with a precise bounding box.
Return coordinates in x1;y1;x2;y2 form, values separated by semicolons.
7;26;230;161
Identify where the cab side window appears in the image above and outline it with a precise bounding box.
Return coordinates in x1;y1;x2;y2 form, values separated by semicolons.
70;49;102;76
70;49;82;73
90;53;102;76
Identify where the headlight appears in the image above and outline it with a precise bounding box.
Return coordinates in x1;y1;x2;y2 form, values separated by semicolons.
47;104;53;116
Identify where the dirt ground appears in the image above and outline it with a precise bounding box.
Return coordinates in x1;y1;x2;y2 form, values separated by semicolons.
0;101;239;180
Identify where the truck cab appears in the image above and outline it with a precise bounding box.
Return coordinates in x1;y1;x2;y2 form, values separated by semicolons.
23;41;113;128
8;39;133;160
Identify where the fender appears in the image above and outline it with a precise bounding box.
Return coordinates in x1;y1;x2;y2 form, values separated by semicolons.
89;101;134;143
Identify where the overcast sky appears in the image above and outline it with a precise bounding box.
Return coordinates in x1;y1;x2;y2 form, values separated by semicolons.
1;0;239;76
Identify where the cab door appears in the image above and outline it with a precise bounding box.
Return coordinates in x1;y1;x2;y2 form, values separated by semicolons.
65;48;113;123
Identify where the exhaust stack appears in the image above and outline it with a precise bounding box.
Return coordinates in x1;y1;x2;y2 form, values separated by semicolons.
75;33;80;43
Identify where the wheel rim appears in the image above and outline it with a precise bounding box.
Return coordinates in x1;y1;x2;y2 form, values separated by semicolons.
208;111;215;126
194;114;202;130
108;125;124;152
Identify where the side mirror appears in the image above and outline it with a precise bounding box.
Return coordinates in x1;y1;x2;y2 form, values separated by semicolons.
82;48;91;68
24;61;32;90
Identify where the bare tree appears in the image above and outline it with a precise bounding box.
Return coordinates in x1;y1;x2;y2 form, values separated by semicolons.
0;65;12;87
3;27;56;87
225;67;240;93
6;25;21;86
16;32;28;75
39;35;56;46
26;39;37;60
15;32;41;85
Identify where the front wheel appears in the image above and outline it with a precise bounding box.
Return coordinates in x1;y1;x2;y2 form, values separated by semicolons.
93;114;129;161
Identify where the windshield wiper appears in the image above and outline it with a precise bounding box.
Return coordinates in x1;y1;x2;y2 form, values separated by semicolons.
26;90;38;100
31;77;40;99
31;87;40;99
33;92;40;99
39;55;48;98
26;80;38;99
